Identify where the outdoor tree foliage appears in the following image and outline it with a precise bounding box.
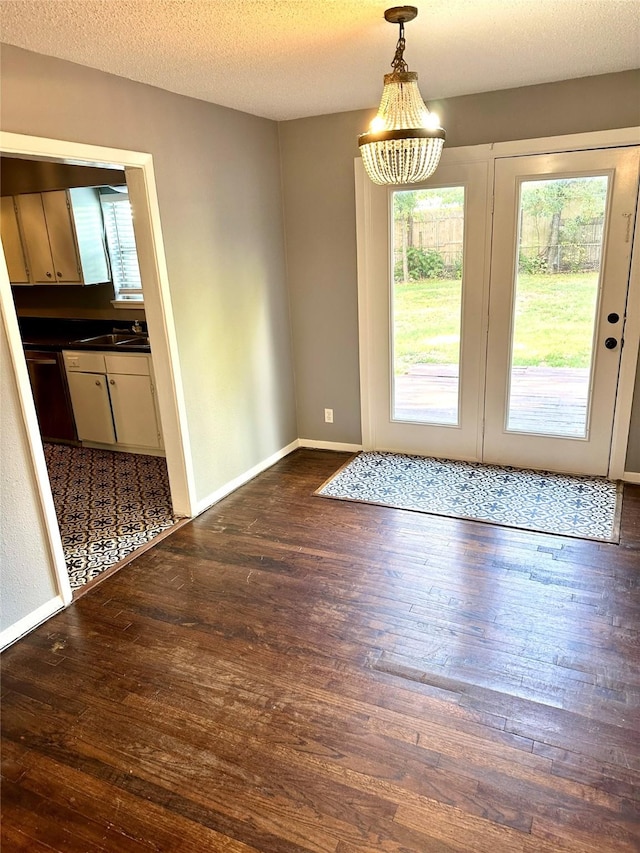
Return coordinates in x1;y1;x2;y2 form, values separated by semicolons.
393;188;464;283
519;176;608;274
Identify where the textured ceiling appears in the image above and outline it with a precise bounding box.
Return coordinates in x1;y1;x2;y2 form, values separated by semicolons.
1;0;638;121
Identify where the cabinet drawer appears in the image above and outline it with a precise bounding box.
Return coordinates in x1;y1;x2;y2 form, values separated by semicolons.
63;350;106;373
104;353;150;376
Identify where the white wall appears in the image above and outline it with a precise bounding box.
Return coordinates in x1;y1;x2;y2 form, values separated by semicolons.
0;321;59;635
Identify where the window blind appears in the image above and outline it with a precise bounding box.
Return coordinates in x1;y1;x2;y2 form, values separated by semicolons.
101;194;143;301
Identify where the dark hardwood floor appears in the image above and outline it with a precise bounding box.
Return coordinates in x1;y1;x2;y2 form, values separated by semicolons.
2;449;639;852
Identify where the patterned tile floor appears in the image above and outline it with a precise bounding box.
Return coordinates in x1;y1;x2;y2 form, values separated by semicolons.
44;443;178;590
317;451;622;542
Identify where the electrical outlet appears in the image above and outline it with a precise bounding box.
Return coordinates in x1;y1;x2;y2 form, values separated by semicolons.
324;408;334;424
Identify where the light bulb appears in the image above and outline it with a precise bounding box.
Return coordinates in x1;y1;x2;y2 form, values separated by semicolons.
424;112;440;130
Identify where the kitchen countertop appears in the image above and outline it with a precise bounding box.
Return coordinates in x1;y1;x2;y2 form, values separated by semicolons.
19;318;151;353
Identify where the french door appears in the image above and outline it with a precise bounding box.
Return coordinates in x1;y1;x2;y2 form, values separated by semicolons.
357;145;640;476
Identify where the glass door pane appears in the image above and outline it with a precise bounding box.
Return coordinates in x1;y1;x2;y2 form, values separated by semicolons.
506;175;609;437
391;186;465;425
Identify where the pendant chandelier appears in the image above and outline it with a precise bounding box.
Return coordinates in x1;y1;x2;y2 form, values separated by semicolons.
359;6;445;186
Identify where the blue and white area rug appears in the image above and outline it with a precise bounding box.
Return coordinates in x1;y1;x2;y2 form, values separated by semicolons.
316;452;622;543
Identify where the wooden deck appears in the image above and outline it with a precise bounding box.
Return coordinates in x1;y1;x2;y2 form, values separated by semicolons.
2;449;639;852
395;365;590;435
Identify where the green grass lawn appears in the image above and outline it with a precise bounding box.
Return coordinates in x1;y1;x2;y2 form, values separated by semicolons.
393;272;599;372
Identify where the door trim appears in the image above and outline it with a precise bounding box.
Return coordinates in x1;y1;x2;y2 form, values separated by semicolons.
611;196;640;480
0;131;198;617
356;126;640;478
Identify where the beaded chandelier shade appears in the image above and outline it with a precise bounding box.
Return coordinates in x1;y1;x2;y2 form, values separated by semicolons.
359;6;445;186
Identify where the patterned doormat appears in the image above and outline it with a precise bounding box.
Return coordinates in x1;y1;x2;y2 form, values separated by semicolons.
316;451;622;543
44;443;178;589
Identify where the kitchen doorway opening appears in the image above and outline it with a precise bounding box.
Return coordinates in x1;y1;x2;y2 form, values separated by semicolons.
0;132;196;608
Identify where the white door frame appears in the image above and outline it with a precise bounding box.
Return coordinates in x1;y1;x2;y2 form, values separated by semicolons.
357;160;491;461
0;131;198;608
356;126;640;480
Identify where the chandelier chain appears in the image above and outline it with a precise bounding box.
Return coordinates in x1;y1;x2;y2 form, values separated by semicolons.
390;21;409;74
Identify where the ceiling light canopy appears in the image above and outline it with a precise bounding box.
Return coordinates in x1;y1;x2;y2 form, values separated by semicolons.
359;6;445;186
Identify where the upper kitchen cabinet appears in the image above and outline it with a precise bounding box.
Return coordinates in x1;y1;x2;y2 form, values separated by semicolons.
0;196;30;283
12;188;110;286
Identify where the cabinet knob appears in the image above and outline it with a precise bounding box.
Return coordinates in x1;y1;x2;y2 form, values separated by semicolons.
95;380;101;386
46;271;52;278
56;271;63;278
110;379;115;385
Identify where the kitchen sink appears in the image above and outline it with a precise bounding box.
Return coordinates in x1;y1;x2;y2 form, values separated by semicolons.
75;333;149;346
122;335;149;347
76;333;138;345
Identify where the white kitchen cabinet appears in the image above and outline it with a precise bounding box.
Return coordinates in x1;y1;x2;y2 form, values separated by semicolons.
0;196;30;284
15;188;110;285
107;373;161;449
64;351;163;453
66;371;116;444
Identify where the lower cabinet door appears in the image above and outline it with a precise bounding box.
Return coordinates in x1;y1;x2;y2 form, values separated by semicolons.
66;372;116;444
107;373;160;448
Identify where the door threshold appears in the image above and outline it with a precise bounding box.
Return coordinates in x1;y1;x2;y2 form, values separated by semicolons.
71;517;190;601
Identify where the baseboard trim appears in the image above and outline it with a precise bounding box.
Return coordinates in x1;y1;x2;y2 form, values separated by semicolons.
0;595;66;652
195;439;299;516
194;438;361;516
623;471;640;484
298;439;363;452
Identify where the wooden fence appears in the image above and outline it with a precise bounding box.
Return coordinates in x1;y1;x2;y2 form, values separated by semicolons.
394;211;605;275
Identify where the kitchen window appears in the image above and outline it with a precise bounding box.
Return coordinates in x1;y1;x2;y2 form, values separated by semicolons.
100;188;144;304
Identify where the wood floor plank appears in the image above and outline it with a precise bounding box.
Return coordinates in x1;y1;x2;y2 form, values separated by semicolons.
11;747;288;853
2;449;639;852
394;796;527;853
0;825;59;852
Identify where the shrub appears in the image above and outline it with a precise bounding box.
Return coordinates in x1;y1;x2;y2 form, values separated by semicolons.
519;252;548;274
395;248;446;282
446;256;463;279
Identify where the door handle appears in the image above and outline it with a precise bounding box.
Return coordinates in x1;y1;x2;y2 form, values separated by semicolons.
604;337;618;350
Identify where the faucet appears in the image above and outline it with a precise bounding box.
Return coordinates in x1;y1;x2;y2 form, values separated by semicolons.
131;320;143;335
